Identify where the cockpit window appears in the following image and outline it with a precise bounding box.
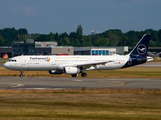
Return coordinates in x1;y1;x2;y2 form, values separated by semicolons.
9;59;17;62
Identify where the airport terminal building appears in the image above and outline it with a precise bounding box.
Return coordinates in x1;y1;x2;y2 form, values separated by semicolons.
11;39;73;56
0;39;128;58
0;40;73;58
74;46;128;55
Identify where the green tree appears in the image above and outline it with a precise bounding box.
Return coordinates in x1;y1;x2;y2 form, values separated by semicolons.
118;36;129;46
49;32;55;41
0;36;4;46
157;29;161;41
18;28;28;35
85;35;92;46
74;39;81;47
61;37;70;46
69;32;77;46
108;34;118;46
76;25;83;37
149;40;156;47
70;38;75;46
1;27;161;48
125;31;138;46
54;32;59;41
95;37;109;46
59;32;68;39
35;34;49;41
80;38;86;46
0;28;18;43
69;32;77;39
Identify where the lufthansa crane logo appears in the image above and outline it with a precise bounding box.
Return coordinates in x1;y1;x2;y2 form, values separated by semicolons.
137;44;147;55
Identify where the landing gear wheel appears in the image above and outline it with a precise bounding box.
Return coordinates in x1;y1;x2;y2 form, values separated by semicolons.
81;73;87;77
20;70;23;77
71;74;78;77
20;74;23;77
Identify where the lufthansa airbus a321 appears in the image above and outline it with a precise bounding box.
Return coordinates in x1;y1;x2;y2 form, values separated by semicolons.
3;34;153;77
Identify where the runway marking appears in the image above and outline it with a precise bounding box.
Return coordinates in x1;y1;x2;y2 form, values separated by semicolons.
22;88;64;90
25;88;46;90
107;81;125;88
72;80;83;82
0;83;24;88
97;80;125;88
12;84;24;87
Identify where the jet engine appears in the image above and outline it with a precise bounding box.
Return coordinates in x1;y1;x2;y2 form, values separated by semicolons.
49;70;63;74
64;67;80;74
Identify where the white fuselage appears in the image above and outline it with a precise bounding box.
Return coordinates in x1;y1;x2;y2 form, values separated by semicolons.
4;55;129;71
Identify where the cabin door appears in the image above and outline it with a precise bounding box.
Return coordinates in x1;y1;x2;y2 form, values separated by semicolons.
52;57;57;69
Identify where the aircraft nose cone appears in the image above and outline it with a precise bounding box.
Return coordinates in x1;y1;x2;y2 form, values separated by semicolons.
3;63;6;68
3;62;9;69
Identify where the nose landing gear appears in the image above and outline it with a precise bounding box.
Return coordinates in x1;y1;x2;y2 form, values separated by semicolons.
20;70;23;77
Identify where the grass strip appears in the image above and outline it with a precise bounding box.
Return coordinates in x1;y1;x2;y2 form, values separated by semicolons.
0;66;161;78
0;89;161;120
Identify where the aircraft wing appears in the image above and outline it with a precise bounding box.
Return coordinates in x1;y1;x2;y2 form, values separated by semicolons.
65;61;114;70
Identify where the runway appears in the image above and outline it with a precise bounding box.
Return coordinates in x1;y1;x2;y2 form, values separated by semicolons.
135;62;161;67
0;77;161;90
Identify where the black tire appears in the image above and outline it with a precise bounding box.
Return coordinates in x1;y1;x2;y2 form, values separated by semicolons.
20;74;23;77
81;73;87;77
71;74;77;77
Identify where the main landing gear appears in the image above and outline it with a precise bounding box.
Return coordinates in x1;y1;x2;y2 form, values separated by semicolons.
71;74;78;77
20;70;23;77
71;73;87;77
81;73;87;77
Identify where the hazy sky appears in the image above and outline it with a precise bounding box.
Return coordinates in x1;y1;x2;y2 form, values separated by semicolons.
0;0;161;35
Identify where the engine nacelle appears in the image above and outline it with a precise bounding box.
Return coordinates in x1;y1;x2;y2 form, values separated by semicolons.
49;70;63;74
64;67;80;74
